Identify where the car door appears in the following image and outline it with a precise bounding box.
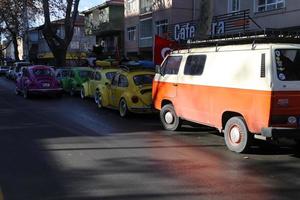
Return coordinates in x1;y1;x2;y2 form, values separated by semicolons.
110;73;120;107
21;68;30;90
60;70;70;89
68;70;76;91
90;71;102;95
114;74;129;106
157;55;182;103
176;54;209;123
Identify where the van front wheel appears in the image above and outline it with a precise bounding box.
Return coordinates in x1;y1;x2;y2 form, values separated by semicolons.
160;104;181;131
224;116;251;153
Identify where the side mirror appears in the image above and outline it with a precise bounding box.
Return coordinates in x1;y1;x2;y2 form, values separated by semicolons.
155;65;161;74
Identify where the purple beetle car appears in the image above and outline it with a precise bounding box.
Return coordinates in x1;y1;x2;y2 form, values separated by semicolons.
15;65;63;98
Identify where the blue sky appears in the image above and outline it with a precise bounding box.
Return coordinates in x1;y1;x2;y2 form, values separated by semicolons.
79;0;105;11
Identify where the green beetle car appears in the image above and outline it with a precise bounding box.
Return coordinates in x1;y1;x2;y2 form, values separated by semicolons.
55;68;71;90
62;67;94;96
81;68;119;102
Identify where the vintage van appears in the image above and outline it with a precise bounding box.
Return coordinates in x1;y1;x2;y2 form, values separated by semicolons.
153;41;300;153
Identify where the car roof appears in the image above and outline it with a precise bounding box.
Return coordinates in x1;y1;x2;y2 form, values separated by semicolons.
28;65;52;70
96;68;119;73
71;67;93;71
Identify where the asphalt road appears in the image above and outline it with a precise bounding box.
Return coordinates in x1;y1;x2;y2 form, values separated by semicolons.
0;77;299;200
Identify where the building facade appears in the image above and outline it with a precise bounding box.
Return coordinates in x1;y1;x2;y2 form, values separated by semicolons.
2;38;24;62
124;0;201;59
28;15;96;66
215;0;300;32
124;0;300;59
82;0;124;59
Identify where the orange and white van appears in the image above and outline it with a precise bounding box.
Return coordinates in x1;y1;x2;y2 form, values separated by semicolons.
153;41;300;153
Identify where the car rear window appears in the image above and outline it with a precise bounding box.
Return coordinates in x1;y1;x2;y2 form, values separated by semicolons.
105;72;116;80
33;68;53;76
79;71;92;78
133;74;154;86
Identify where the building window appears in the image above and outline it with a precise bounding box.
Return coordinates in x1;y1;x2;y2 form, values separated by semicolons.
98;7;109;23
228;0;240;12
256;0;285;12
155;19;168;37
74;27;81;37
139;18;153;47
70;41;80;50
127;26;136;41
126;0;136;16
140;0;152;14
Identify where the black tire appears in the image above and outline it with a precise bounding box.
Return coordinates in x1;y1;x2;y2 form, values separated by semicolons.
160;104;182;131
23;89;30;99
119;98;129;117
70;88;75;96
56;93;63;98
80;87;85;99
15;87;20;95
294;139;300;150
224;116;252;153
94;90;103;108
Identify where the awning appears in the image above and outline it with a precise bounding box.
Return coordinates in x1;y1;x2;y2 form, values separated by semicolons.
38;52;87;59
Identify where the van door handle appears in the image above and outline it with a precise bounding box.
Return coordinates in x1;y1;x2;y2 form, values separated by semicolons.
173;83;178;87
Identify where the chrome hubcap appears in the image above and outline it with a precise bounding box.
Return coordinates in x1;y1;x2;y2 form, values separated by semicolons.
230;126;241;144
165;112;174;124
94;93;99;103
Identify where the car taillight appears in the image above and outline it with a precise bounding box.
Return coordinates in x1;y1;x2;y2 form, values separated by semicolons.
131;96;139;103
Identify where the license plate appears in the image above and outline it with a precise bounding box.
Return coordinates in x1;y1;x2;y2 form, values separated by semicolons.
42;83;50;87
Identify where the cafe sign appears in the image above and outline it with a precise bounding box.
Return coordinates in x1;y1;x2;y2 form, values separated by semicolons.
174;22;196;41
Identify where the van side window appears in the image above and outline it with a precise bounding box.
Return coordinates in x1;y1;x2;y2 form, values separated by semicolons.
161;56;182;75
184;55;206;75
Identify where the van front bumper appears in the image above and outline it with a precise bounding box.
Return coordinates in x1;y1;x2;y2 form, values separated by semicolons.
261;127;300;139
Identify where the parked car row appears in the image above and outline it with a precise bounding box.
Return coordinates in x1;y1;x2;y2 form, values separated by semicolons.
6;64;155;117
3;61;31;81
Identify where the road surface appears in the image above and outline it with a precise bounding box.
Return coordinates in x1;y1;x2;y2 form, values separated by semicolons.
0;77;299;200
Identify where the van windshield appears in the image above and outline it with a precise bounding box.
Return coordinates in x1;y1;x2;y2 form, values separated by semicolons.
275;49;300;81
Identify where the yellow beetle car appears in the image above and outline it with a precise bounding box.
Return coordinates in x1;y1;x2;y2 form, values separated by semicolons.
96;66;155;117
80;68;118;102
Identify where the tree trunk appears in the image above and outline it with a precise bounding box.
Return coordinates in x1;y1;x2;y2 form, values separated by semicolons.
197;0;214;39
12;34;20;61
52;47;67;67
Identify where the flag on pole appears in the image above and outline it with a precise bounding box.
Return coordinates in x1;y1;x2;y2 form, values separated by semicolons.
154;35;178;65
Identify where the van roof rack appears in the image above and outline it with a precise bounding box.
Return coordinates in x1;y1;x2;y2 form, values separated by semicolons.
186;29;300;48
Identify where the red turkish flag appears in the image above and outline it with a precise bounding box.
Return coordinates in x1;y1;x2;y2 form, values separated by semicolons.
154;35;178;65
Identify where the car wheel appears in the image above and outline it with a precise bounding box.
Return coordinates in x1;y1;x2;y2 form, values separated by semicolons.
119;98;129;117
94;91;103;108
224;116;252;153
160;104;182;131
80;87;85;99
56;93;63;98
70;88;75;96
15;87;20;95
23;89;30;99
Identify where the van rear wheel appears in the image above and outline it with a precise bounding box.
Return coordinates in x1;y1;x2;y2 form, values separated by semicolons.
160;104;181;131
224;116;252;153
